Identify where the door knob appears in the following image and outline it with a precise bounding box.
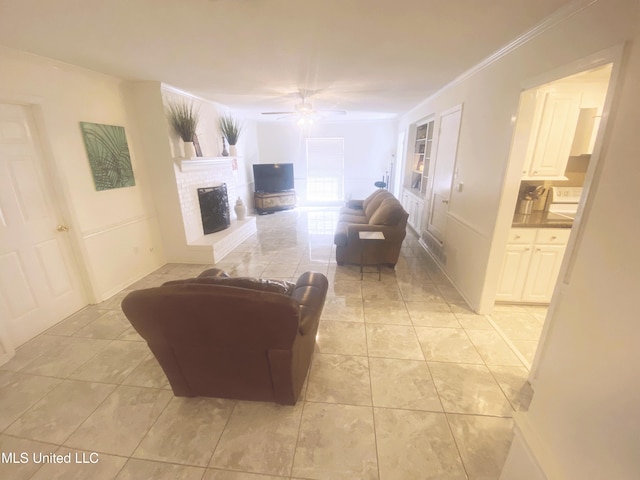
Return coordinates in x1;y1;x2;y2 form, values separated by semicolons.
56;225;69;232
442;199;449;204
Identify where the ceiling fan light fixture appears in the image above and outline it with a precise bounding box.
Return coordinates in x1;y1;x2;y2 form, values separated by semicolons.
295;101;313;114
297;115;314;127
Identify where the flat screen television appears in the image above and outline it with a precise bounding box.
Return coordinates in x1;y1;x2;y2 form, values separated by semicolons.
253;163;294;193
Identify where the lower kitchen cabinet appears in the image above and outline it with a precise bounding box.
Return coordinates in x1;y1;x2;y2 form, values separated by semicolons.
521;244;566;302
496;228;570;303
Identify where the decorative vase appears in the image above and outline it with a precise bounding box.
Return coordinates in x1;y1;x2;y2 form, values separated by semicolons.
183;141;196;159
229;144;237;157
234;197;246;220
221;137;229;157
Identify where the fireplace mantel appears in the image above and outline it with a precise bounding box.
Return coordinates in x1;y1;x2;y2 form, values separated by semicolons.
177;157;234;172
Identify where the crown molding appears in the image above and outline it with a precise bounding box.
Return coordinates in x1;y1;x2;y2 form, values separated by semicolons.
406;0;600;119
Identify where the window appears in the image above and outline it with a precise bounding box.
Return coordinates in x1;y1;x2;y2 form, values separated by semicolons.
306;138;344;202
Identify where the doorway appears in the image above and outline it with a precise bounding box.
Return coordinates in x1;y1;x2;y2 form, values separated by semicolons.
0;103;86;359
491;62;615;369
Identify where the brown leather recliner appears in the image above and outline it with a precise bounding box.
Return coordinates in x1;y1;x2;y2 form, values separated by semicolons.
121;268;328;405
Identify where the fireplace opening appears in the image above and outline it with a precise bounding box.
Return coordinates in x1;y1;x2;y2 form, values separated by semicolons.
198;184;230;234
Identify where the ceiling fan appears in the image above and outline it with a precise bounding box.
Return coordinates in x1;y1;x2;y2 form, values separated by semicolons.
261;92;346;125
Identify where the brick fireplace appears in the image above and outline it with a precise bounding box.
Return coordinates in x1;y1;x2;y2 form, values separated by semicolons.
174;158;256;262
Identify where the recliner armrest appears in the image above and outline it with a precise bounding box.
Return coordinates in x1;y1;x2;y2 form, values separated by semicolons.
291;271;329;335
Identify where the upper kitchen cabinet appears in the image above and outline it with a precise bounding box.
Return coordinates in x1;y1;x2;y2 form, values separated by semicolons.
570;107;599;156
521;89;582;180
515;65;611;181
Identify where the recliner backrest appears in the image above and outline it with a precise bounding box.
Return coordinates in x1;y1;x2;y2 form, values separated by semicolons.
122;283;300;349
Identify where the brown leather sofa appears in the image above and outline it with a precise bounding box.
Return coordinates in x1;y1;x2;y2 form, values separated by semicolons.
334;189;409;267
121;268;328;405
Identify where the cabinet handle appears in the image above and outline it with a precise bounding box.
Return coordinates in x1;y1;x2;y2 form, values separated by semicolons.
536;248;541;252
551;236;557;240
525;248;530;251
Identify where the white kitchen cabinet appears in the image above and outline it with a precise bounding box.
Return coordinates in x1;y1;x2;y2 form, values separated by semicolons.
495;229;535;302
521;90;582;180
496;228;570;303
495;244;533;302
521;244;567;302
402;189;424;233
570;107;599;156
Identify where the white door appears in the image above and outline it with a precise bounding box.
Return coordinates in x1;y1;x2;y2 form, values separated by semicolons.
427;105;463;242
0;103;86;355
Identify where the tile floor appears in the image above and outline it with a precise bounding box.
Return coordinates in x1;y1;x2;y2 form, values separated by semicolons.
488;305;546;369
0;208;536;480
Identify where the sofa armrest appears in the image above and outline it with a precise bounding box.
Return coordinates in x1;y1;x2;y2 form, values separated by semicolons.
347;223;402;243
198;268;230;278
346;199;364;209
291;271;328;336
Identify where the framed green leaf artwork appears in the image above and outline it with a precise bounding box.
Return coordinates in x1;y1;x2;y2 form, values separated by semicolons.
80;122;135;191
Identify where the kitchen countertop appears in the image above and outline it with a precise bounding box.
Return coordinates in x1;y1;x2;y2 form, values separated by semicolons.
512;211;573;228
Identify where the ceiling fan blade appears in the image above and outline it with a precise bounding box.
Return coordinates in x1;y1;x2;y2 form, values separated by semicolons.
262;111;296;115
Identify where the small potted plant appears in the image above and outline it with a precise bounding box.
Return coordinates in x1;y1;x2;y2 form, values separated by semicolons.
167;100;199;158
219;114;243;156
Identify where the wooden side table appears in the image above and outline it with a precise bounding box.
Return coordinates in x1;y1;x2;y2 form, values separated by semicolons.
254;191;296;214
358;231;386;280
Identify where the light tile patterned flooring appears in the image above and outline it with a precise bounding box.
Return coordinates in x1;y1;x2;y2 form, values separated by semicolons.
0;208;537;480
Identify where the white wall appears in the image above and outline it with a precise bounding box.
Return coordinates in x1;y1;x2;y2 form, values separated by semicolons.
502;3;640;477
398;0;637;313
256;120;397;204
0;47;165;302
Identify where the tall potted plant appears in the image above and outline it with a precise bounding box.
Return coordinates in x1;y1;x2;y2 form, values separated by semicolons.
219;114;243;156
167;101;199;159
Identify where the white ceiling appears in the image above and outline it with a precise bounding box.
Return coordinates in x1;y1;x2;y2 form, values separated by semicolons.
0;0;575;120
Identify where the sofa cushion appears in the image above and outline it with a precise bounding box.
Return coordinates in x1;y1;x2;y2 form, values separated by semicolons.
338;213;369;224
369;198;406;226
364;190;391;218
361;189;386;211
163;276;296;296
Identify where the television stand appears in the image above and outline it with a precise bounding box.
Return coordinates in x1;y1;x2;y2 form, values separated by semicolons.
254;191;296;214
